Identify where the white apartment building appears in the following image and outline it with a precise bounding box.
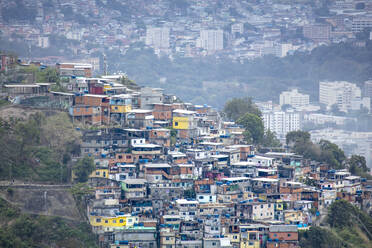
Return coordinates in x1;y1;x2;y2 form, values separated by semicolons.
352;17;372;33
365;80;372;99
263;110;301;138
251;202;275;220
37;36;49;48
319;81;361;112
199;29;224;51
231;23;244;35
276;43;297;57
145;27;170;49
279;89;310;107
303;113;355;125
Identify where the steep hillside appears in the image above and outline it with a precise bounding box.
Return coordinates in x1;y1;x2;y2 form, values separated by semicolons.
0;109;81;183
0;198;98;248
299;200;372;248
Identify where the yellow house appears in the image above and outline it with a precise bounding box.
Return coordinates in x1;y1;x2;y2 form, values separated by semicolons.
240;231;260;248
172;116;189;129
242;192;254;201
258;194;267;201
275;200;284;211
103;84;112;92
110;244;129;248
90;215;127;228
226;233;240;244
111;104;132;113
89;169;109;178
284;210;303;224
90;215;139;228
110;94;132;113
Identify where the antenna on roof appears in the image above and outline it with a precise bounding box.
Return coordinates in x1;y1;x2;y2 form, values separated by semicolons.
28;43;32;63
103;53;108;76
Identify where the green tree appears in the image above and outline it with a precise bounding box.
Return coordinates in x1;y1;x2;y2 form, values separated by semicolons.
299;226;349;248
236;113;264;144
183;188;196;199
223;97;261;121
328;200;356;228
319;140;346;169
169;128;177;146
38;67;60;83
347;155;369;177
262;129;281;147
73;156;95;183
286;131;321;161
120;76;137;89
70;183;94;201
286;130;311;146
242;130;253;143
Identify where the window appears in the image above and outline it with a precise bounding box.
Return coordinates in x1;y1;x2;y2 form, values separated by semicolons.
119;219;124;223
212;242;216;246
96;171;100;176
288;234;291;237
175;122;178;126
96;218;101;223
105;220;108;223
113;220;116;223
166;237;170;240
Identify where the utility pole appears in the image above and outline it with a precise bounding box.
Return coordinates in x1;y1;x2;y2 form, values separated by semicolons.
103;53;108;76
